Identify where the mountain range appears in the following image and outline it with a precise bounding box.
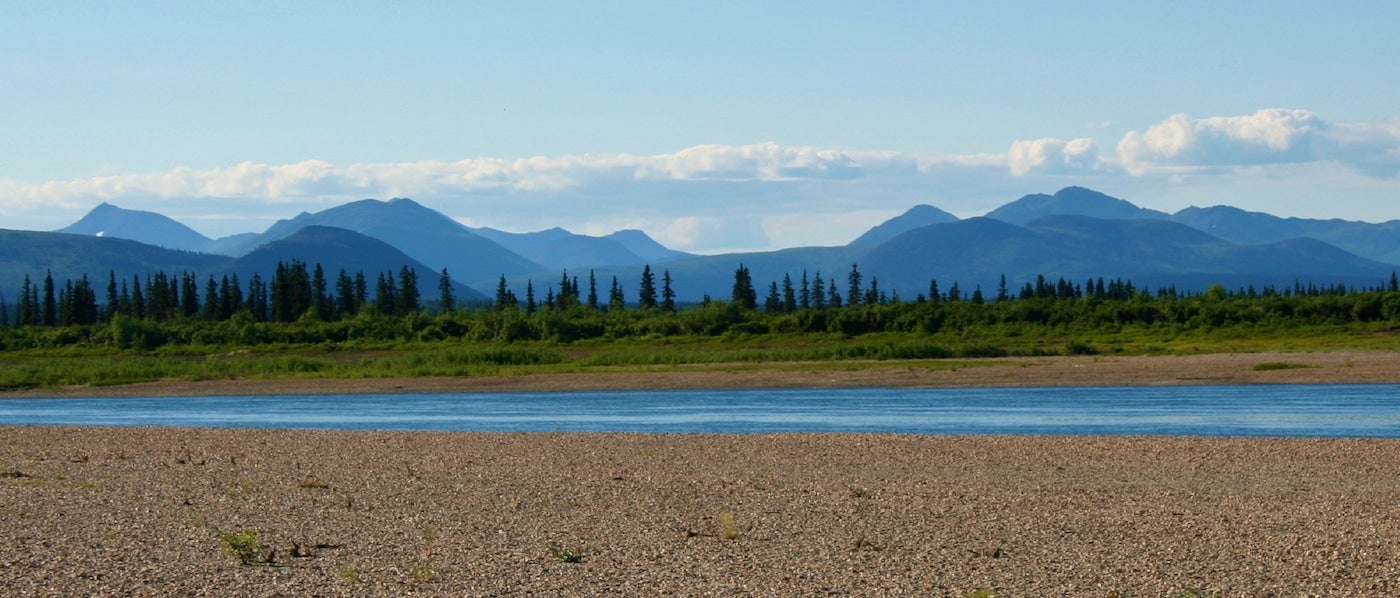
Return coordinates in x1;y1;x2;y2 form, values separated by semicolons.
8;186;1399;306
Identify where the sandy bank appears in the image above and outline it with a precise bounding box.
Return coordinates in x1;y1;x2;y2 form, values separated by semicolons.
7;350;1400;399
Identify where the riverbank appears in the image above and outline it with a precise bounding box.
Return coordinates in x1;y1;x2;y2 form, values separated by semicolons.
5;350;1400;398
1;427;1394;595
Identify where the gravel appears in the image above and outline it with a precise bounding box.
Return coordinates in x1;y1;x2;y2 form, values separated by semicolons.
2;426;1396;596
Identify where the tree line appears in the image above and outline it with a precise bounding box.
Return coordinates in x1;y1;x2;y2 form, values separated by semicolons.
3;260;1399;349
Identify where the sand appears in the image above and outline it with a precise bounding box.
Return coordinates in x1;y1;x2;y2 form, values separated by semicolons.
2;351;1398;595
7;350;1400;399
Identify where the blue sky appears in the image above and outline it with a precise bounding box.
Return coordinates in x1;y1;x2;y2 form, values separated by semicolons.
3;2;1398;252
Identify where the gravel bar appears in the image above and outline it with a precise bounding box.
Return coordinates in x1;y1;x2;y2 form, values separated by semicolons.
1;426;1396;596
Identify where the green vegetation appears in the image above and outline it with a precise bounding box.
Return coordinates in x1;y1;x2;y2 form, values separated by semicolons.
215;529;268;566
549;544;586;563
2;263;1398;389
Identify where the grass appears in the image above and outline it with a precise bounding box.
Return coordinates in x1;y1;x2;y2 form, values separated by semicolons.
549;544;585;563
407;560;439;583
1;324;1394;390
215;529;268;566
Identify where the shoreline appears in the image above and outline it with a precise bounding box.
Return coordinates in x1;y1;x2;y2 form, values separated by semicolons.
6;349;1400;399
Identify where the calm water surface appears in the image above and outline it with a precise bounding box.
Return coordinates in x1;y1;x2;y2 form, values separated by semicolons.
2;385;1399;437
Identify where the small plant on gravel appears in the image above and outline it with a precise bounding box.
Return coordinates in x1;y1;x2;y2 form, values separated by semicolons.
1180;590;1223;598
718;510;740;540
408;560;439;582
216;529;269;566
965;590;1000;598
549;544;585;563
335;563;360;582
297;476;330;489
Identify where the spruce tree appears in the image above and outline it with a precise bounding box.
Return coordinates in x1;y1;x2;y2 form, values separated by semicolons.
799;270;811;310
661;269;676;312
495;275;512;311
731;264;757;309
398;266;420;315
335;270;356;317
587;271;599;310
638;265;657;309
608;276;625;311
439;268;456;313
106;271;119;321
41;271;57;326
846;264;862;308
782;274;796;313
764;281;781;312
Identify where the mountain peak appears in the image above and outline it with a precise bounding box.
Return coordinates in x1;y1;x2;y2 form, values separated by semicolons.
985;187;1168;225
849;204;960;247
57;203;212;252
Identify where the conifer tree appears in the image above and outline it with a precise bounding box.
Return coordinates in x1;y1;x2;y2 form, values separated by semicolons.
398;266;420;315
609;276;625;311
764;281;781;312
846;264;862;308
17;275;35;326
313;264;331;320
587;271;599;310
638;265;657;309
661;269;676;312
335;270;356;317
494;275;515;311
810;272;826;309
782;274;796;313
203;276;219;320
106;271;119;321
731;264;757;309
41;271;57;326
130;275;145;319
799;270;811;310
439;268;456;313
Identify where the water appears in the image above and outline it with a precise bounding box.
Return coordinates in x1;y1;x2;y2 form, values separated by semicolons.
2;385;1398;437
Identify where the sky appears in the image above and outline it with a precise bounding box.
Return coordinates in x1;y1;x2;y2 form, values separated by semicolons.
2;1;1398;253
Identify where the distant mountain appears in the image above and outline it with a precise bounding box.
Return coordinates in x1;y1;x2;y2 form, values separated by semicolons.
516;244;866;308
470;226;648;271
228;198;543;282
986;186;1168;225
56;203;214;252
0;229;227;298
855;215;1391;296
605;229;692;263
1172;205;1400;265
228;226;485;302
849;204;960;247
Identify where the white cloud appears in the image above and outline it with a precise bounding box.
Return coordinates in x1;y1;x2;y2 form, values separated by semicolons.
1117;108;1400;176
3;111;1398;252
1007;137;1106;176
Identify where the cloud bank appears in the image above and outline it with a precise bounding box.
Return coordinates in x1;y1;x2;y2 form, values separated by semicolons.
2;109;1397;252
